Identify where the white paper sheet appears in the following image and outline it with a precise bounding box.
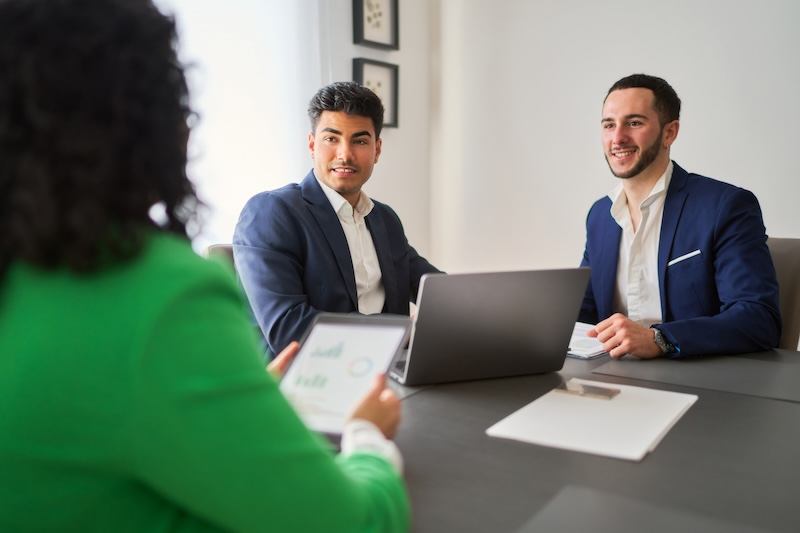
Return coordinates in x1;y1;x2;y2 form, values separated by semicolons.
486;378;697;461
567;322;607;359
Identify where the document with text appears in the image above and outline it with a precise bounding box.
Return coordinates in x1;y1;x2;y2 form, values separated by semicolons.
486;378;698;461
567;322;607;359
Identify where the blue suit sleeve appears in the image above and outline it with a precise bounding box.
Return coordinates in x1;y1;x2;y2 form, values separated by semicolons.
659;187;781;356
233;192;320;356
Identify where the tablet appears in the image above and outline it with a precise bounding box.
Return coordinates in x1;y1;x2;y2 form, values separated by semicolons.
279;313;412;435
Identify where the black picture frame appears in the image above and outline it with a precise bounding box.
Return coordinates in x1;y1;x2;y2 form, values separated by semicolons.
353;58;399;128
353;0;399;50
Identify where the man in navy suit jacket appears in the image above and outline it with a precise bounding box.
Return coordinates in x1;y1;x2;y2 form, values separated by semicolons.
579;74;780;358
234;82;441;357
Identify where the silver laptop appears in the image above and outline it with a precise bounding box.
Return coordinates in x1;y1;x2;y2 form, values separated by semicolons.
390;268;591;386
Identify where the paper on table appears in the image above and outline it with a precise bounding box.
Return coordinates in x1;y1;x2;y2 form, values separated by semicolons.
567;322;607;359
486;378;698;461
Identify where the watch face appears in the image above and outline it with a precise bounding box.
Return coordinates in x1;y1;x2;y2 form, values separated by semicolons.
653;329;669;353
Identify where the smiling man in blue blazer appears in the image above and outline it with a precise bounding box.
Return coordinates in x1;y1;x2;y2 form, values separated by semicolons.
579;74;781;359
233;82;441;357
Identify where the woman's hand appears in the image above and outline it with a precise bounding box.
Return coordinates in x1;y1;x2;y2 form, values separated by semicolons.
266;341;300;379
349;374;401;438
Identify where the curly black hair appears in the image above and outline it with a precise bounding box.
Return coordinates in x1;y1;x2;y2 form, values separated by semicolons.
0;0;198;278
307;81;385;139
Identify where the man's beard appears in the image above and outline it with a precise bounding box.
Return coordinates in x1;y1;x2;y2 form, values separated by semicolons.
606;131;662;179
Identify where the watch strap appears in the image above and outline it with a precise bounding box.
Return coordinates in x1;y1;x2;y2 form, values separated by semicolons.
651;326;675;355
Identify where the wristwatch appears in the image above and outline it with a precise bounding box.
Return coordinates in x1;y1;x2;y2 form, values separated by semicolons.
651;327;676;355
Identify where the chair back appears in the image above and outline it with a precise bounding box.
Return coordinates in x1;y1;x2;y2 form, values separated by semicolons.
767;237;800;350
204;243;270;357
206;244;234;265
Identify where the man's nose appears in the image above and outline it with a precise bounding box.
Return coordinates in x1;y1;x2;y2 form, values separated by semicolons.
612;127;629;145
336;142;353;161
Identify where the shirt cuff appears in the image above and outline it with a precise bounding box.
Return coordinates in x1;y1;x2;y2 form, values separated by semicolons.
341;419;404;474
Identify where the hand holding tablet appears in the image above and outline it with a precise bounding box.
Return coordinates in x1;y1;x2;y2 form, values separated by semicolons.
349;373;402;438
279;314;412;436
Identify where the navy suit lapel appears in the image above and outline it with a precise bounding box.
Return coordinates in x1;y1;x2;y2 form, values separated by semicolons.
301;172;358;308
599;213;621;319
658;162;689;316
365;211;398;312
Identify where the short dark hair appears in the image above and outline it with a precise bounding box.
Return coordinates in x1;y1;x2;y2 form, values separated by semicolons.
606;74;681;127
0;0;197;277
307;81;385;139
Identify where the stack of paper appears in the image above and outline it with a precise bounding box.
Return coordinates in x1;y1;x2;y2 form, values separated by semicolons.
567;322;607;359
486;378;697;461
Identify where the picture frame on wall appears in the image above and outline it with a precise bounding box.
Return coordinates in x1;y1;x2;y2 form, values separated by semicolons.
352;0;399;50
353;58;399;128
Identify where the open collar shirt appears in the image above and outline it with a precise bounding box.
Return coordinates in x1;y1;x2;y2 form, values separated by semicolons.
316;178;386;315
608;160;674;326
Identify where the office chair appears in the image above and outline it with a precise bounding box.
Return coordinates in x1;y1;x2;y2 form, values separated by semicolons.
205;243;234;265
767;237;800;350
205;243;271;357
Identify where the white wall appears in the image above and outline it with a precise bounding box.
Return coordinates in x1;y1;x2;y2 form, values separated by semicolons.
316;0;435;260
154;0;434;259
156;0;799;274
431;0;800;272
153;0;317;251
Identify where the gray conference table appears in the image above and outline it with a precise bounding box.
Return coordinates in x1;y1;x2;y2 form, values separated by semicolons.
392;349;800;532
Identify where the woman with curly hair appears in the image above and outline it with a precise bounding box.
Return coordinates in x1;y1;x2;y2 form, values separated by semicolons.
0;0;409;531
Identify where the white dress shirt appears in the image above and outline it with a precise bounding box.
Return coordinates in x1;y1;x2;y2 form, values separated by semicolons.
608;161;674;326
316;178;386;314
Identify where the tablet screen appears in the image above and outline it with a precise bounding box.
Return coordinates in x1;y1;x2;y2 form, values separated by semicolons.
279;316;410;435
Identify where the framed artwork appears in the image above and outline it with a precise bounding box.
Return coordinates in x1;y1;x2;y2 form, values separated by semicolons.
352;0;399;50
353;58;399;128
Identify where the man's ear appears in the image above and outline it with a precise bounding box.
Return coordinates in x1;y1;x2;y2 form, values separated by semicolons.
308;132;315;158
374;137;382;163
663;120;680;149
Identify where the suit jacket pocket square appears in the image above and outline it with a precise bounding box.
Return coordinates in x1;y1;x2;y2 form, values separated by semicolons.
668;249;702;267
